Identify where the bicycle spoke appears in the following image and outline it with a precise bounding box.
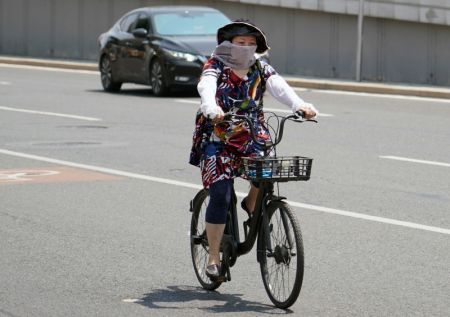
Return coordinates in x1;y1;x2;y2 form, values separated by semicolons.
266;257;294;302
260;201;304;308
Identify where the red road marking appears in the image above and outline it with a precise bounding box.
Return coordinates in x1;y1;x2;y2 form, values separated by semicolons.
0;167;121;185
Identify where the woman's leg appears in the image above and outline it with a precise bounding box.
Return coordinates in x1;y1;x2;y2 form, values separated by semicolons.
205;223;225;265
205;179;233;266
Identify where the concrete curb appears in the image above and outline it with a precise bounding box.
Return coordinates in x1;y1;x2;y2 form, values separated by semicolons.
0;56;98;71
285;77;450;99
2;56;450;99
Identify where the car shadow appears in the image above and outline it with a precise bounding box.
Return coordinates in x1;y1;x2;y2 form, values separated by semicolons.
87;88;199;98
130;285;293;314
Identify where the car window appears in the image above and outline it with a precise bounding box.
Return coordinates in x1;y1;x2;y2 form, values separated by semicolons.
133;13;151;32
153;11;230;36
119;13;139;32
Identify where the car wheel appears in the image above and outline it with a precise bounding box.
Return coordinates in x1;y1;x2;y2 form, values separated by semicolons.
150;58;169;96
100;55;122;92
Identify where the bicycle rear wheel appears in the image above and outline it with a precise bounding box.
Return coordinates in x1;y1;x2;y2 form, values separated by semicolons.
259;201;304;308
190;189;222;290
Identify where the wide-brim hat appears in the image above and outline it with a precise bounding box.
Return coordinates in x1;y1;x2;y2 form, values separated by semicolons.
217;21;270;54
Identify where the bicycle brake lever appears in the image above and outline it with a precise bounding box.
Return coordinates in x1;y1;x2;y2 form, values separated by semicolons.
294;110;318;123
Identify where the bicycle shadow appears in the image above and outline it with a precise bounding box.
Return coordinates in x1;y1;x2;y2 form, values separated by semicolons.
133;285;293;314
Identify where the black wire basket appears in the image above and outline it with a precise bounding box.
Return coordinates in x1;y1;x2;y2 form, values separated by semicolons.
242;156;313;182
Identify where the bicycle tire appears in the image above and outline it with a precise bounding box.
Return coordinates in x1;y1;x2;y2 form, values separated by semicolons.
258;200;304;308
190;189;222;290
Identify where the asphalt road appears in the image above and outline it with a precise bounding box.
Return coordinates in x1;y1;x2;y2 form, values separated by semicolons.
0;64;449;317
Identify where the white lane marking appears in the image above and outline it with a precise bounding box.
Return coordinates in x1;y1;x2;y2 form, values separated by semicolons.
0;63;97;75
264;107;333;117
174;99;198;104
285;201;450;235
174;99;334;117
122;298;144;303
380;155;450;168
294;87;450;103
0;81;11;85
0;106;101;121
1;148;449;236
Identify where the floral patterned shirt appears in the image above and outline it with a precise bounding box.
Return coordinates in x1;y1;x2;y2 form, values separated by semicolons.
189;58;277;188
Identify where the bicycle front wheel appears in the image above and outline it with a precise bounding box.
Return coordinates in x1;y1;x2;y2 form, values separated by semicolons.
190;189;222;290
259;201;304;309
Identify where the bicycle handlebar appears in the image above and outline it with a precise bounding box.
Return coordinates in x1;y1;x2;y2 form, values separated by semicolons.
217;111;317;149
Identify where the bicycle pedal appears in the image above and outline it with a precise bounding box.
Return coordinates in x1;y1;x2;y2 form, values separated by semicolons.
191;235;203;244
209;275;227;283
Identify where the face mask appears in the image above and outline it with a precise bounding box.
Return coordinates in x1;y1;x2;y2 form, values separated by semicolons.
212;41;257;70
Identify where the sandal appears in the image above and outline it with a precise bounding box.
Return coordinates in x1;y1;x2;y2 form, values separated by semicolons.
205;264;221;279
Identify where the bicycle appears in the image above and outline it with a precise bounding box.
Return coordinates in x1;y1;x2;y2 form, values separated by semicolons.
189;111;316;308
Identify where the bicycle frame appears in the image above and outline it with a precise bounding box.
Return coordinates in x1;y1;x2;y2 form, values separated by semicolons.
218;180;288;280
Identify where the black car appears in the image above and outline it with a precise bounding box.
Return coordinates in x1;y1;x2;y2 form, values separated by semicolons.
98;6;230;96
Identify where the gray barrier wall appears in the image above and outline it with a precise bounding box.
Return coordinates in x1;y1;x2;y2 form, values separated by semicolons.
1;0;449;86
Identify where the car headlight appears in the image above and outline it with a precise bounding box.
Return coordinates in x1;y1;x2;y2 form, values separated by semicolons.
164;48;198;62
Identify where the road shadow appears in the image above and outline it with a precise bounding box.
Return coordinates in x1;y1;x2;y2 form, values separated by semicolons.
132;285;293;314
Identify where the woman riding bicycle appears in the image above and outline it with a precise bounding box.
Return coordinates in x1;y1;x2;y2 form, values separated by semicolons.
189;19;318;279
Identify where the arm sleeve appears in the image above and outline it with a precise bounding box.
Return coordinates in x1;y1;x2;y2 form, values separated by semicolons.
266;74;319;117
197;59;222;118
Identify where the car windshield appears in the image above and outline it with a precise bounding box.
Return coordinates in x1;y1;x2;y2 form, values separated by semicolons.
153;11;230;36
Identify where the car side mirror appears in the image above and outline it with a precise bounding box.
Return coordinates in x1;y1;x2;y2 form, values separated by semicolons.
132;28;148;38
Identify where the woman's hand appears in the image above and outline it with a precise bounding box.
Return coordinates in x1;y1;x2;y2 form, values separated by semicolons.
211;107;225;123
299;107;316;119
297;102;317;119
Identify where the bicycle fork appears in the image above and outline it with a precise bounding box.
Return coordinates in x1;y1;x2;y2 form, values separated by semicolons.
258;203;272;263
258;196;296;263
